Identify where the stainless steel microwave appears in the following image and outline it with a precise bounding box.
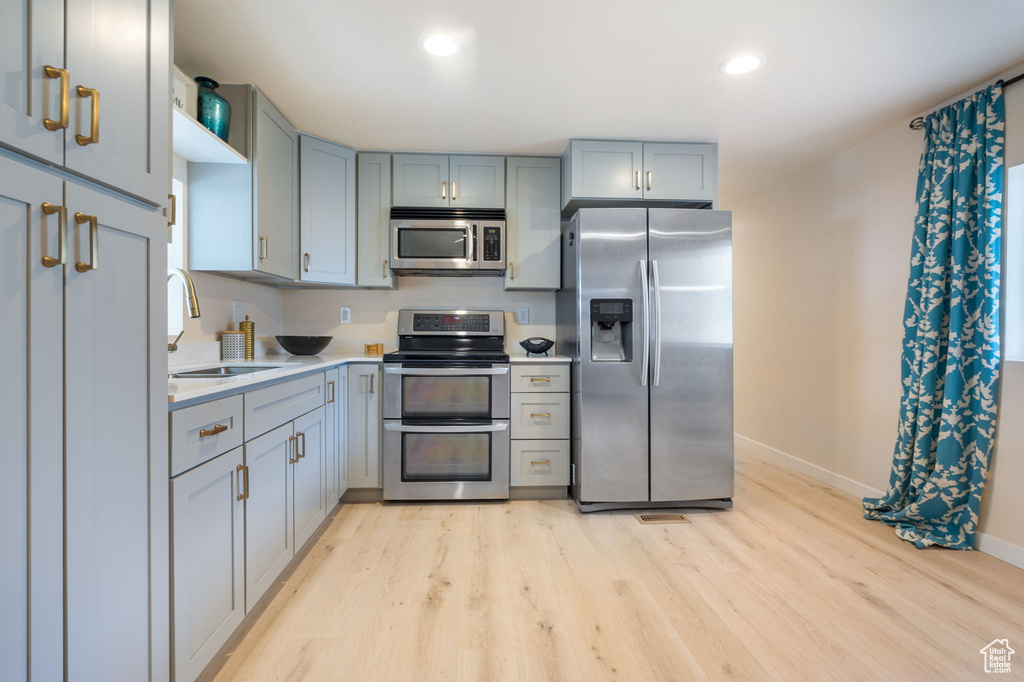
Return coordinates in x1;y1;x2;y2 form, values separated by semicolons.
389;209;505;276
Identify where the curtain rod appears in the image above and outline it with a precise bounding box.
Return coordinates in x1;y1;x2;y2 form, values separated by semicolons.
908;72;1023;130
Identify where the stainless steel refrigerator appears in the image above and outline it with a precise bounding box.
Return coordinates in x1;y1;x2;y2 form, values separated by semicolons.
555;208;733;511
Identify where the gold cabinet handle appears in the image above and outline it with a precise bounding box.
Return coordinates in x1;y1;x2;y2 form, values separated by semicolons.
441;181;447;199
451;181;457;200
530;413;551;419
634;170;640;190
258;236;267;260
382;259;388;277
530;459;552;466
304;252;310;272
288;435;299;463
296;431;306;459
646;170;652;192
75;86;99;146
368;373;375;394
41;202;67;267
43;66;69;131
327;380;335;404
200;424;228;438
168;194;176;227
74;212;98;272
509;261;515;280
236;464;249;501
530;377;551;383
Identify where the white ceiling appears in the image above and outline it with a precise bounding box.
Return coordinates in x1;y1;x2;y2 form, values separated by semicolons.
173;0;1024;204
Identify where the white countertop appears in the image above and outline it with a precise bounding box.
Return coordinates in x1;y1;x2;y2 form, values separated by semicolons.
168;347;570;408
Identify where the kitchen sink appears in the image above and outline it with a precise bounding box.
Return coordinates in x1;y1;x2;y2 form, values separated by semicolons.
169;365;283;379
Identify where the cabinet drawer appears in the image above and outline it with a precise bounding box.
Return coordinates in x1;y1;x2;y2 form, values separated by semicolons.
170;395;244;477
244;373;325;440
511;364;570;392
511;393;569;439
511;440;569;487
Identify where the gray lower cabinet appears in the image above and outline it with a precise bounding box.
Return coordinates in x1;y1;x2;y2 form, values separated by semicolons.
189;85;299;281
299;135;356;285
356;153;395;288
505;156;562;290
293;407;327;551
347;364;382;489
325;367;350;503
171;447;245;682
510;364;571;490
243;422;295;613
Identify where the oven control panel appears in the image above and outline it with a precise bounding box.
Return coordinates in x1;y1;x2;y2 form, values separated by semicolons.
413;313;491;332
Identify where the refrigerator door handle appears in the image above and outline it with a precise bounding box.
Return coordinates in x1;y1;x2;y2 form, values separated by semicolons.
652;259;662;386
639;259;650;386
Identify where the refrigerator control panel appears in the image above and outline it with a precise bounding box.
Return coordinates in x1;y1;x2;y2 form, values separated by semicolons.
590;299;633;323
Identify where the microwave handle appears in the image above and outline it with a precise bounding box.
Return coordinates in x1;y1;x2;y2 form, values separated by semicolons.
384;422;509;433
470;224;477;262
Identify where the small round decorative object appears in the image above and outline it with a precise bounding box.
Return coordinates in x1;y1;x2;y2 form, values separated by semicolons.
195;76;231;141
519;337;554;356
276;335;333;356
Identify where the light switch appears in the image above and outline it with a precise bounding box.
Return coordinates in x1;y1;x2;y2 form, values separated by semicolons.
516;307;529;325
232;300;246;323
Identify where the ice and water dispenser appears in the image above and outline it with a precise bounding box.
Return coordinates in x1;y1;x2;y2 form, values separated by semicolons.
590;298;633;362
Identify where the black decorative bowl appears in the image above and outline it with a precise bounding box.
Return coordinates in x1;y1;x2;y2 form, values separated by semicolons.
276;335;332;356
519;337;554;355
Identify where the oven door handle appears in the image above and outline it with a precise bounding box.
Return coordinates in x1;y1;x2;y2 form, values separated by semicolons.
384;423;509;433
384;367;510;376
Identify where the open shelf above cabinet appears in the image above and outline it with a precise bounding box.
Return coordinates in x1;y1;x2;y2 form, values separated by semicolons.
172;109;247;164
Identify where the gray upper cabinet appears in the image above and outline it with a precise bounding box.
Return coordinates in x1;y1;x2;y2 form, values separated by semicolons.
189;85;299;281
299;135;356;285
393;153;505;209
561;140;718;212
356;152;396;288
450;156;505;208
641;142;717;202
505;156;562;291
0;0;169;207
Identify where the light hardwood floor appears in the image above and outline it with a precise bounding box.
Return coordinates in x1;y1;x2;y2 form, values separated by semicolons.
211;444;1024;681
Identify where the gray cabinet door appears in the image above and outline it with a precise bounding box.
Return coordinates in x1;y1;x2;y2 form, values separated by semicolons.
64;181;167;682
347;365;381;488
64;0;169;206
450;155;505;209
171;447;245;682
356;153;395;288
505;156;561;290
642;143;717;202
392;153;449;208
336;366;350;496
293;406;327;551
569;140;643;201
0;156;64;682
253;90;299;279
324;369;340;505
243;422;294;613
0;0;64;164
299;135;356;285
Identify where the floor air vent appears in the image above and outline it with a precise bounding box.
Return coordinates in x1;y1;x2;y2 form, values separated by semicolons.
635;513;690;525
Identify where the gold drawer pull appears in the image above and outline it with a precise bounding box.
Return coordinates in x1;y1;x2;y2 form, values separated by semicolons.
236;464;249;500
43;66;69;131
75;85;99;146
530;459;552;466
74;212;98;272
296;431;306;459
530;377;551;382
41;202;67;267
530;413;551;419
200;424;228;438
288;435;299;463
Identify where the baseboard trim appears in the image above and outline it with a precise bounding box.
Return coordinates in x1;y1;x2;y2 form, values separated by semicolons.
734;434;1024;570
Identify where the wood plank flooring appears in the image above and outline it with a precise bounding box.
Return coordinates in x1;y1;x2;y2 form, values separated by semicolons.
211;443;1024;681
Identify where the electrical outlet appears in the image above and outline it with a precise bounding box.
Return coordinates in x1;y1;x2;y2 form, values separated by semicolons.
516;307;529;325
339;307;352;324
232;300;246;323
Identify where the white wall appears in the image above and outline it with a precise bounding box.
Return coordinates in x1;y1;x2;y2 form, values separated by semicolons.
732;65;1024;552
280;278;556;348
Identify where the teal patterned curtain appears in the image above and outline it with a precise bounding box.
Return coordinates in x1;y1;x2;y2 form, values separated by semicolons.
863;84;1004;549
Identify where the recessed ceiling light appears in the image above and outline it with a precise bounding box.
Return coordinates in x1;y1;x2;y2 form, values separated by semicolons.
421;34;459;57
720;53;767;75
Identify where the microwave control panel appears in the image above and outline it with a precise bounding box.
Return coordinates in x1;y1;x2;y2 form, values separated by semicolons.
482;225;502;261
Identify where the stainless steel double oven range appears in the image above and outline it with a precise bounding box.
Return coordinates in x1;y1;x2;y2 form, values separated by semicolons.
382;310;510;501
